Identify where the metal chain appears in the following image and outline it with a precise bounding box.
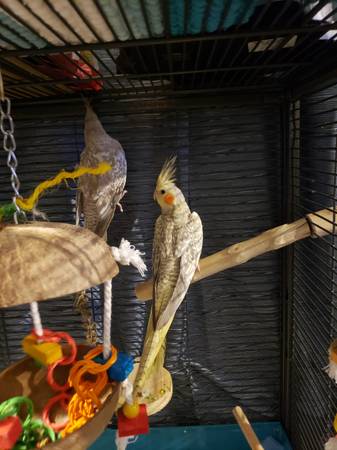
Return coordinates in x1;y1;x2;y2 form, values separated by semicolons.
0;74;43;337
0;95;25;223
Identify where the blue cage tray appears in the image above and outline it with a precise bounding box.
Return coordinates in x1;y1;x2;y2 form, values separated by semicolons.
90;422;292;449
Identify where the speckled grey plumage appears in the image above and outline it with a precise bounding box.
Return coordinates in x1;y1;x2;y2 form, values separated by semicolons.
76;102;127;239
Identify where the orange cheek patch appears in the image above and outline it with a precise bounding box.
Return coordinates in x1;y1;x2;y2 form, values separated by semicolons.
164;193;175;205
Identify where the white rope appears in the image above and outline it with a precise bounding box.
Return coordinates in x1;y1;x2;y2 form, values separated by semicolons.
103;239;147;360
103;279;112;360
115;434;138;450
121;378;133;405
111;239;147;277
103;239;146;360
115;377;136;449
30;301;43;337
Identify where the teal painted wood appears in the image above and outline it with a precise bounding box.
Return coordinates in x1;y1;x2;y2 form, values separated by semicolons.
120;0;149;39
143;0;165;37
0;23;30;49
97;0;164;40
169;0;261;36
90;423;292;449
206;0;227;33
0;11;46;48
97;0;131;41
187;0;207;35
222;0;260;30
169;0;185;36
0;0;331;46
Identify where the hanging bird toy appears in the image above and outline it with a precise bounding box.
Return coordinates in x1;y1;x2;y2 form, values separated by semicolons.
0;82;146;449
0;396;56;449
0;162;112;223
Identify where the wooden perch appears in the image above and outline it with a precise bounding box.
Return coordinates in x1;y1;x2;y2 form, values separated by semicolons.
233;406;264;450
135;208;333;301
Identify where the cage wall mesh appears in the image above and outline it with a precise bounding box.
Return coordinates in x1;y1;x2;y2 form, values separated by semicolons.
0;97;282;425
289;84;337;449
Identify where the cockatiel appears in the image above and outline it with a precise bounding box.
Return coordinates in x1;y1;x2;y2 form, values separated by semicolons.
75;101;126;344
76;101;127;239
134;157;203;398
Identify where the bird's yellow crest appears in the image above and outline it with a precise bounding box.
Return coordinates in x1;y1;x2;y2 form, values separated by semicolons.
156;156;177;189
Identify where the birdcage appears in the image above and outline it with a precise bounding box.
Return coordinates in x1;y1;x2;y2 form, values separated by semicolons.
0;1;336;449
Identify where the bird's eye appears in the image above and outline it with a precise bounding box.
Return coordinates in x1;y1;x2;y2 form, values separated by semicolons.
160;189;166;194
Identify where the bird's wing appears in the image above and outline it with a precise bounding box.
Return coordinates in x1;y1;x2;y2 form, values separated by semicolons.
77;146;126;239
152;215;164;326
93;204;115;239
156;212;203;329
152;215;164;275
91;176;125;238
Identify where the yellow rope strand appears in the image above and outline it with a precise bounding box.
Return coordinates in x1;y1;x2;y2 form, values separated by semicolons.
16;162;112;211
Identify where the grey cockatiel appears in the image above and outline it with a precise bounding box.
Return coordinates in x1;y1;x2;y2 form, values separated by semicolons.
75;101;126;344
76;101;127;239
134;157;203;398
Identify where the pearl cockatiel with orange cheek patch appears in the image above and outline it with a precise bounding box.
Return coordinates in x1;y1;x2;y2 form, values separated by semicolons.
152;156;203;329
134;157;203;397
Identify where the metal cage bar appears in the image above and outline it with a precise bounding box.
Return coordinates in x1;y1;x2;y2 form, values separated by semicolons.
288;81;337;450
0;0;336;101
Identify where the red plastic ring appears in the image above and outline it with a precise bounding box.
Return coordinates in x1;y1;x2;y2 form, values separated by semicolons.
42;392;71;432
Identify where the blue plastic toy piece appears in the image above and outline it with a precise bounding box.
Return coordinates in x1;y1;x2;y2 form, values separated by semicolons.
94;351;134;382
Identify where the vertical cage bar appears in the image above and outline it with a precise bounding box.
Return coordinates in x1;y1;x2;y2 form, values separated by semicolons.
280;96;296;433
289;81;337;450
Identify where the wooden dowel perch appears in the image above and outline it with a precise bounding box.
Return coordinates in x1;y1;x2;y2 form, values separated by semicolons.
136;208;333;301
233;406;264;450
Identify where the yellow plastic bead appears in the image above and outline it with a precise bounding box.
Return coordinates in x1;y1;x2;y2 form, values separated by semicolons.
22;334;63;366
334;414;337;433
122;402;140;419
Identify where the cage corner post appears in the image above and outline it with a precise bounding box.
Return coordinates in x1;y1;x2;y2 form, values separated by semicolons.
279;93;296;434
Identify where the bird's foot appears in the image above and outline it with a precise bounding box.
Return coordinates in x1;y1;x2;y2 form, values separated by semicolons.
63;179;77;190
32;207;48;221
117;190;127;212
